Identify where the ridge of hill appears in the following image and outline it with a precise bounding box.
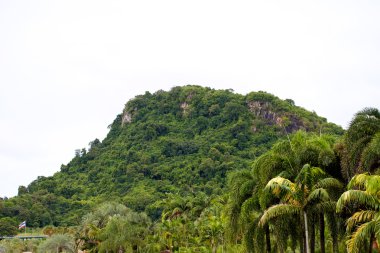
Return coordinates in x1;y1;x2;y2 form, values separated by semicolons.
0;85;343;226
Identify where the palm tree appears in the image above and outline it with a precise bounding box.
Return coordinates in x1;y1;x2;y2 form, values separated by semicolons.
193;198;228;253
336;173;380;253
255;131;341;251
338;108;380;181
259;164;343;253
360;133;380;173
79;202;151;253
309;178;342;253
156;193;203;251
253;131;339;186
37;234;76;253
225;169;267;253
80;202;131;251
197;212;224;253
98;215;133;253
82;202;130;229
226;131;341;253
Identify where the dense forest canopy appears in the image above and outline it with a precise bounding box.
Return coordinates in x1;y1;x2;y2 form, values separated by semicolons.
2;86;378;253
0;86;342;226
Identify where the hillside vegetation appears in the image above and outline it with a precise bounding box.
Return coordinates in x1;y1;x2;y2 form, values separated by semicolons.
11;86;380;253
1;86;379;253
0;86;343;228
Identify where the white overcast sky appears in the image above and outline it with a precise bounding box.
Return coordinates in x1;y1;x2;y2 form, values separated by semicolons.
0;0;379;197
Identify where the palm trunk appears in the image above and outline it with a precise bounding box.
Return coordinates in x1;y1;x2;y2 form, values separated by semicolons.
300;223;305;253
369;233;374;253
310;221;315;253
303;211;311;253
212;238;217;253
319;213;325;253
327;213;339;253
266;224;271;253
332;233;338;253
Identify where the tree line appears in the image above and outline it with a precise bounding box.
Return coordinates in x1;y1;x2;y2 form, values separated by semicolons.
0;86;377;252
0;107;378;253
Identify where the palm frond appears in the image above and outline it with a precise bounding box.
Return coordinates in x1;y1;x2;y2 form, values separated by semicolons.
296;164;327;190
346;220;376;253
259;204;300;226
360;133;380;172
239;180;256;198
336;190;380;212
347;173;370;190
312;200;336;213
365;175;380;196
346;210;377;233
253;153;287;186
265;177;295;197
307;188;330;204
241;197;260;223
228;170;255;205
313;178;343;191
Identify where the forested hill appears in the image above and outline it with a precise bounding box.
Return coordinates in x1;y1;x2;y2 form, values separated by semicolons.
1;85;343;226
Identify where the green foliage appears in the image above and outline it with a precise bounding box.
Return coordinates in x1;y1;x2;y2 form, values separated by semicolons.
0;238;32;253
2;86;358;253
98;212;151;252
227;129;346;253
0;217;18;236
338;107;380;181
260;164;344;253
337;173;380;253
252;131;342;190
2;105;379;252
37;234;76;253
1;86;340;227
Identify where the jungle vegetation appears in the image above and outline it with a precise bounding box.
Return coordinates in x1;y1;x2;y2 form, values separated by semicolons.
0;86;378;253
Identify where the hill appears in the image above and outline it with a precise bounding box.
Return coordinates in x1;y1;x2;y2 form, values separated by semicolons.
0;85;343;226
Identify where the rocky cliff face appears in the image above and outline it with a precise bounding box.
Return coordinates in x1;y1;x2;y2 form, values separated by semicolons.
122;112;132;125
248;101;284;125
246;98;320;133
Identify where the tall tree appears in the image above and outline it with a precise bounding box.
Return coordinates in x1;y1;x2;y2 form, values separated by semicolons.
259;164;342;253
196;206;224;253
227;131;341;253
80;202;132;252
226;170;267;253
337;173;380;253
253;131;340;186
98;212;151;253
338;108;380;181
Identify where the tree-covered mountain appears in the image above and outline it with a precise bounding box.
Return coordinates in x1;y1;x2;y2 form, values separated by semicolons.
0;85;343;227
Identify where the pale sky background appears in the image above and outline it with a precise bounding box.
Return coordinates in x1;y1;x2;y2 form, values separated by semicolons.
0;0;379;197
